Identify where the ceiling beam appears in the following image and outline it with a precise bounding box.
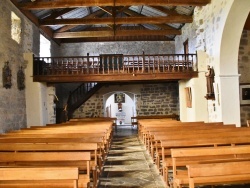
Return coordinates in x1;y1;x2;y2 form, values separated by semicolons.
97;6;113;15
33;72;198;83
19;0;211;10
61;36;174;43
53;29;181;38
40;15;193;26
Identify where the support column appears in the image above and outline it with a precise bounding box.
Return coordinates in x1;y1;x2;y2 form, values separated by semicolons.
24;53;48;127
217;74;241;126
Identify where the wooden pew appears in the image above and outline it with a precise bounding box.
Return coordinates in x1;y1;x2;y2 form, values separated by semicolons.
140;121;206;143
171;145;250;188
143;123;232;158
146;122;228;148
134;114;178;130
0;167;79;188
18;124;112;143
161;135;250;186
151;125;238;168
69;117;116;122
0;152;91;188
187;161;250;188
139;121;224;143
0;143;100;187
138;118;180;139
0;119;114;187
68;117;117;130
0;137;105;173
4;126;112;155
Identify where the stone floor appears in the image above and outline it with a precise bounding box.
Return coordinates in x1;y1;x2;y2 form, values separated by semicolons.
98;125;166;188
98;125;250;188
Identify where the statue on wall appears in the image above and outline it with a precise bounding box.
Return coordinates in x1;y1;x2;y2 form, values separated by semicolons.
205;65;215;99
2;61;12;89
17;66;25;90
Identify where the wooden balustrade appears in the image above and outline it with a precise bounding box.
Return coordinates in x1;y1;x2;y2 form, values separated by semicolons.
33;53;198;82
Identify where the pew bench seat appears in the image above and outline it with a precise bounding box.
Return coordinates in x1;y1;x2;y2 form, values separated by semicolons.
170;145;250;188
187;161;250;188
0;152;91;188
0;167;81;188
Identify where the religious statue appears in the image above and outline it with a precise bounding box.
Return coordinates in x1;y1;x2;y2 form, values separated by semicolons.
17;66;25;90
2;61;12;89
205;65;215;98
118;103;122;112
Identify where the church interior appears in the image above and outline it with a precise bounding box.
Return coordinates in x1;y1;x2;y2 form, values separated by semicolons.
0;0;250;187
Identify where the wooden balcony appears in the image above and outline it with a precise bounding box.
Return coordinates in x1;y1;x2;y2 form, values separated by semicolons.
33;53;198;83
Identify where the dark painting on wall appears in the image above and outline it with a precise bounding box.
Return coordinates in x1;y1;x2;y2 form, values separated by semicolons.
114;93;125;103
240;84;250;105
242;88;250;100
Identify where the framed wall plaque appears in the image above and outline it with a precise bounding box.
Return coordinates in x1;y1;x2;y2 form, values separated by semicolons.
240;84;250;105
114;93;125;103
185;87;192;108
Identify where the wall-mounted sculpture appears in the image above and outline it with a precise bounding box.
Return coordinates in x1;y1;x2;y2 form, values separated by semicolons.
2;61;12;89
17;66;25;90
205;65;215;100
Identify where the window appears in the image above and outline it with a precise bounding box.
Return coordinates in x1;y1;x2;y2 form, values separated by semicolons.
11;12;21;44
40;34;51;57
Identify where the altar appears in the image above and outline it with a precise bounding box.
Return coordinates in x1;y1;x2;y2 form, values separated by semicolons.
115;111;126;125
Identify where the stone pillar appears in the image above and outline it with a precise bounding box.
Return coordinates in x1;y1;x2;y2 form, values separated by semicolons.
217;75;241;126
24;53;49;127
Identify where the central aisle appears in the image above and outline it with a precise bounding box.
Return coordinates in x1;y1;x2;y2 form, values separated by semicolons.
98;125;166;188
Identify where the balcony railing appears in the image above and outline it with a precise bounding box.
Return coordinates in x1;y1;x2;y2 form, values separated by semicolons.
33;53;198;76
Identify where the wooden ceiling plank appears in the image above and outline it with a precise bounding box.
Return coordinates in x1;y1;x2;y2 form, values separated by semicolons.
123;9;177;30
19;0;211;10
42;8;76;20
53;29;181;38
151;6;179;16
55;10;106;32
55;6;128;32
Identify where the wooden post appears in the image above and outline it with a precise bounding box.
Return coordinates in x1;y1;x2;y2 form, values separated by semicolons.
87;53;89;74
142;51;145;73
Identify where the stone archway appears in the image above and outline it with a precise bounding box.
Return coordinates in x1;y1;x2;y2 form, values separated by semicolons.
216;0;250;126
104;91;136;125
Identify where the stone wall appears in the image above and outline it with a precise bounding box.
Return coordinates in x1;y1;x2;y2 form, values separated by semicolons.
239;30;250;126
0;1;32;133
57;41;175;56
175;0;233;123
73;83;179;118
136;83;179;116
73;92;105;118
0;1;61;132
239;30;250;83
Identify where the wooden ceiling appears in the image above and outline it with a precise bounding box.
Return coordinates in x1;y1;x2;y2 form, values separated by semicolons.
11;0;211;43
